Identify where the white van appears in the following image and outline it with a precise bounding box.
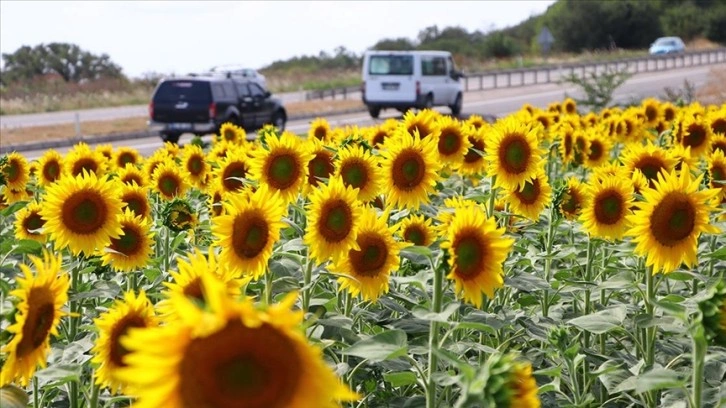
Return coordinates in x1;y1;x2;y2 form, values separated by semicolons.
361;50;464;118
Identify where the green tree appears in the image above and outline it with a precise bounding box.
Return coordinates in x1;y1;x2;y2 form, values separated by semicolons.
371;38;416;51
1;43;124;84
659;2;708;41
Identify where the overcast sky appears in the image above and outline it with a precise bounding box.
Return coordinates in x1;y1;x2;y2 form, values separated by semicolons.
1;1;555;78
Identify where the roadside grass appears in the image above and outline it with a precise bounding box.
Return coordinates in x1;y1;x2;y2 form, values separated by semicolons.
0;99;364;146
697;67;726;104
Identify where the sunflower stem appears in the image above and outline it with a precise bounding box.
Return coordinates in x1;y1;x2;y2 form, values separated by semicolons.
89;378;100;408
302;257;313;312
645;266;659;407
583;237;595;349
691;324;706;408
264;269;274;305
164;226;171;274
426;255;444;408
33;376;39;408
542;204;556;317
68;259;83;408
487;176;497;218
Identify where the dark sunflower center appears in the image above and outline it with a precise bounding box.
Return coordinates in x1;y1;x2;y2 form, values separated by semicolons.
649;193;695;247
118;152;136;167
43;161;61;182
266;153;300;190
645;106;658;122
498;135;530;174
635;156;666;185
223;129;236;141
588;141;603;161
187;156;205;176
349;233;389;277
464;137;485;164
453;232;484;279
110;224;142;255
712;118;726;135
123;194;148;218
4;161;20;182
178;320;301;408
408;123;431;138
122;174;143;186
565;103;576;114
109;314;147;367
683;124;707;149
391;149;426;189
16;288;54;358
340;160;368;190
308;153;334;186
564;134;573;156
711;165;725;186
318;199;353;243
713;141;726;154
560;190;581;215
314;127;327;140
438;130;462;156
72;158;98;177
593;191;624;225
536;117;549;129
232;212;270;259
664;108;675;122
183;278;205;303
403;225;427;246
158;173;181;197
514;179;540;205
222;162;248;192
212;193;223;216
372;131;386;147
23;212;45;233
62;190;108;235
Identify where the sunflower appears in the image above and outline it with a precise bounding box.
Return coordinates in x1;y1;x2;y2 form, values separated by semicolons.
580;174;634;241
481;353;540;408
116;163;147;187
99;209;154;272
143;149;173;180
584;128;612;169
485;117;545;190
215;148;251;194
396;214;435;247
440;205;513;308
159;248;247;318
2;186;30;204
120;182;151;219
466;114;489;130
668;144;698;172
206;180;228;218
641;98;662;129
710;110;726;136
95;144;114;163
0;251;69;387
65;142;107;178
708;149;726;196
41;171;124;255
380;129;441;209
631;169;651;198
627;166;721;274
334;144;382;202
679;114;714;158
35;150;64;187
403;109;439;139
304;137;337;193
662;102;677;123
557;123;576;165
333;208;404;303
563;97;577;115
2;152;30;191
250;131;312;203
14;201;46;243
712;134;726;155
151;159;189;200
558;178;586;221
182;144;210;188
309;117;333;143
620;142;677;188
162;199;199;233
112;147;142;170
458;126;488;176
305;176;363;264
572;130;589;166
366;124;390;148
505;170;552;221
219;122;246;144
117;281;357;408
213;184;286;280
91;290;158;394
432;116;472;168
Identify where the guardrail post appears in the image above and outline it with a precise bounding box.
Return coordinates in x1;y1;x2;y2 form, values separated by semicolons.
546;68;550;83
480;75;484;90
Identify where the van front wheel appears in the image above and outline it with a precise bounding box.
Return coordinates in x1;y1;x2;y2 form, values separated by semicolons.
368;105;381;119
423;94;433;110
450;93;463;116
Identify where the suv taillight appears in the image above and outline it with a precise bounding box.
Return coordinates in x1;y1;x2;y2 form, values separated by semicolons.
208;102;217;120
415;81;421;97
148;102;154;119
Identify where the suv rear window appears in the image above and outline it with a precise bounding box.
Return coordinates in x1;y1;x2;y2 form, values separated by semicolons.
369;55;414;75
154;80;211;101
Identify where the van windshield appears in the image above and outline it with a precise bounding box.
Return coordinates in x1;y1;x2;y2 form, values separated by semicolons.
369;55;414;76
154;80;211;101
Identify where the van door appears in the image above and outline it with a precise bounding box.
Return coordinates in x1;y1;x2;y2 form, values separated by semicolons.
364;54;416;104
420;55;449;106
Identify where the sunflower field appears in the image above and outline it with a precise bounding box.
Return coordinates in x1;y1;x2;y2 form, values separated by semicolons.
0;98;725;408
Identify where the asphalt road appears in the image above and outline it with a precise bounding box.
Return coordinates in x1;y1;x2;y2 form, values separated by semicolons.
15;64;724;160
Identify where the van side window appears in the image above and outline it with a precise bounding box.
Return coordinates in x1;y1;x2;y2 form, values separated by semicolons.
236;83;250;98
421;56;447;76
211;83;225;99
222;82;237;99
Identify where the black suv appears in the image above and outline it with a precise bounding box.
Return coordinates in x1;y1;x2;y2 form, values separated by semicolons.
148;75;287;143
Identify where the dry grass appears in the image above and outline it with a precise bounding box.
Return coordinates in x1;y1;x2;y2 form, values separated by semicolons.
696;67;726;105
0;99;365;146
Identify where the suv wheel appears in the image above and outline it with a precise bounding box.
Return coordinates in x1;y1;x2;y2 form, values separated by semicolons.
423;94;433;110
272;110;286;131
450;93;463;116
161;132;181;144
368;105;381;119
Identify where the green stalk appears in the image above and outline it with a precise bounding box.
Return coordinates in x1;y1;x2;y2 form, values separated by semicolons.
164;226;171;274
426;258;444;408
68;260;81;408
264;269;274;305
302;258;313;312
89;379;100;408
645;268;656;369
487;176;497;218
33;376;39;408
691;326;706;408
583;237;595;349
542;204;557;317
599;248;609;404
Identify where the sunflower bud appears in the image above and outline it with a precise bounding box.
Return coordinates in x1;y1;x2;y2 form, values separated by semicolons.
475;353;541;408
699;280;726;347
162;199;198;233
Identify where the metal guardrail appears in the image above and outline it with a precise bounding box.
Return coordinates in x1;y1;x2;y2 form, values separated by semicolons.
305;47;726;101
